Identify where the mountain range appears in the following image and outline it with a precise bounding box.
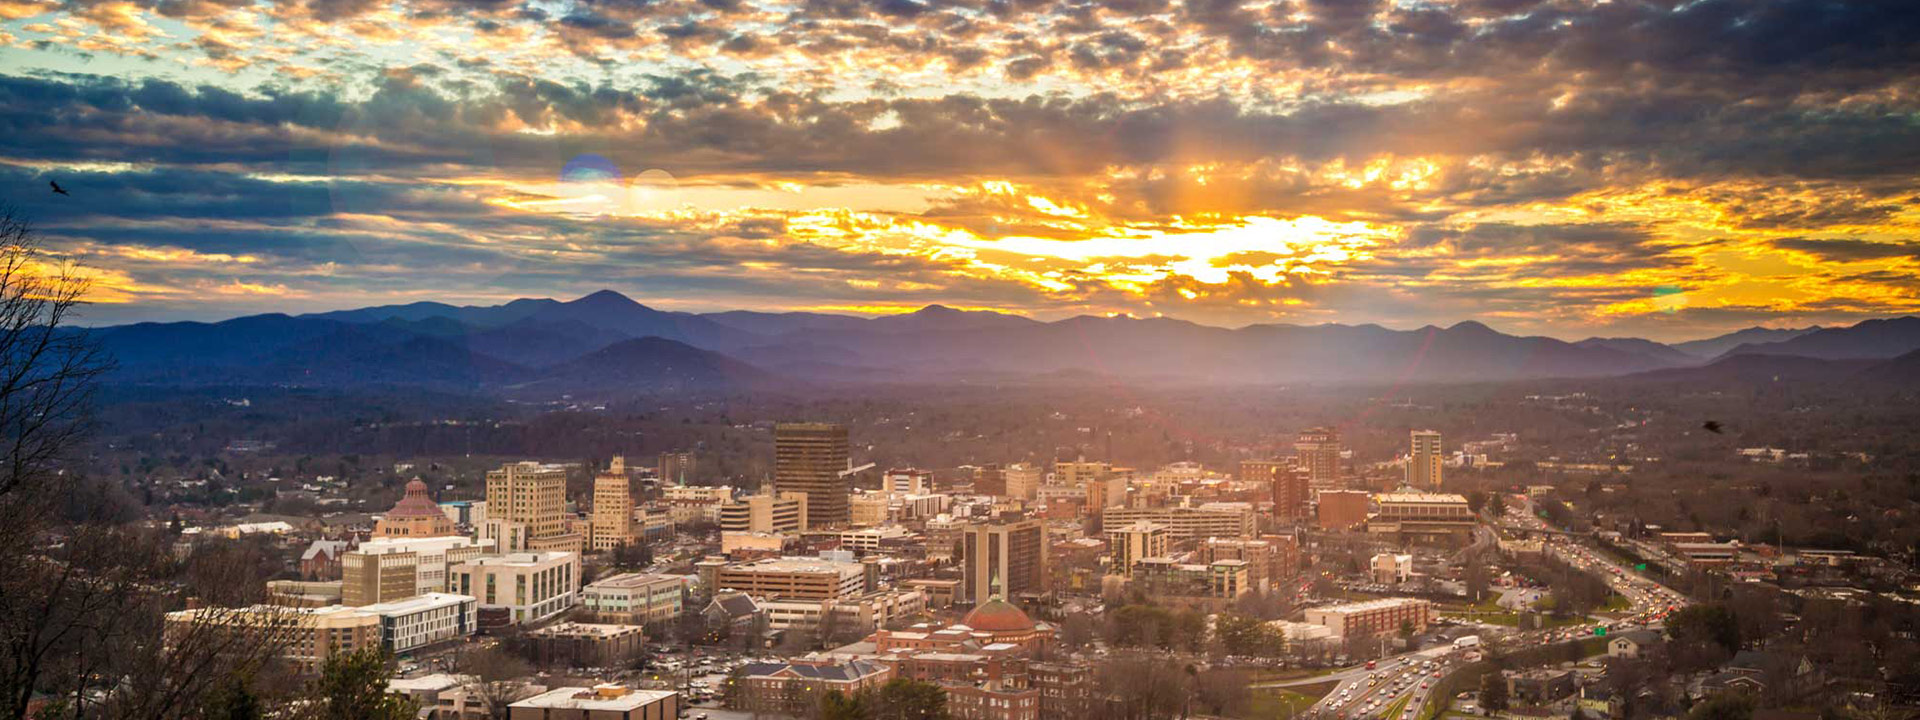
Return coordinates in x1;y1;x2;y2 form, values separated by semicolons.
80;291;1920;396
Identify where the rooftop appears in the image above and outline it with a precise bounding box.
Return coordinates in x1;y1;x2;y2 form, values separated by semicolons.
511;685;677;710
529;622;644;638
1310;597;1431;614
1374;492;1470;503
727;556;863;576
359;592;474;615
587;572;687;589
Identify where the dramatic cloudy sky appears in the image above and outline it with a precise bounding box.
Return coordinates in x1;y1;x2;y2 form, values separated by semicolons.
2;0;1917;339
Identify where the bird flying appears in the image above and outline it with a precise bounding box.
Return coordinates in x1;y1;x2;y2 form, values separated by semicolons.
1702;420;1724;434
49;180;69;196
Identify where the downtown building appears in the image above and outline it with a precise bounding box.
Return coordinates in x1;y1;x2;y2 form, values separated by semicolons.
590;456;638;552
1100;504;1257;540
774;422;851;529
341;534;494;606
1367;492;1475;545
580;572;689;625
451;551;581;628
1294;426;1344;486
1303;597;1434;638
962;518;1048;603
482;461;584;555
1407;430;1443;489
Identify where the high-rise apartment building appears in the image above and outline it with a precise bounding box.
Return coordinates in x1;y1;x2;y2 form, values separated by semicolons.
1272;467;1310;519
591;456;636;552
1105;521;1169;577
962;519;1047;602
482;461;582;555
774;423;850;529
1294;427;1343;485
1408;430;1443;489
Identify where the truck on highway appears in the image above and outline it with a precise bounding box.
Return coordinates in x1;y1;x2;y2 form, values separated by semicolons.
1454;635;1482;649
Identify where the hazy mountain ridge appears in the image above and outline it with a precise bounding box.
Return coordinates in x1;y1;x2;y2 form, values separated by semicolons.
1670;325;1820;358
80;291;1920;395
1720;316;1920;360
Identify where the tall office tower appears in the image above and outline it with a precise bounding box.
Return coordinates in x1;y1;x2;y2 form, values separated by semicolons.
1272;467;1310;519
1294;427;1344;485
590;456;635;551
483;461;580;553
775;422;850;529
658;452;695;485
962;519;1047;603
1105;520;1169;577
1408;430;1443;489
973;464;1007;496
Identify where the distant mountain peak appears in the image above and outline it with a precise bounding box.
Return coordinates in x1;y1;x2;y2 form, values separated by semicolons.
913;304;960;315
573;289;641;307
1448;320;1496;334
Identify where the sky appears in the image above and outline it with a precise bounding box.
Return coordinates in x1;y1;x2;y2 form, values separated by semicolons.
1;0;1917;341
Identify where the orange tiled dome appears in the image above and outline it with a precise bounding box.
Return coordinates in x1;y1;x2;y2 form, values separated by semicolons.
960;598;1034;632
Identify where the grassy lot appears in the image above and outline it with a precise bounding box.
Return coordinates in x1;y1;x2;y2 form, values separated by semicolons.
1289;680;1341;701
1249;666;1342;684
1382;694;1412;719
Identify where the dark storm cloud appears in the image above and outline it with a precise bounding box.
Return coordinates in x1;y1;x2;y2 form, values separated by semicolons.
1771;238;1920;262
1400;223;1689;278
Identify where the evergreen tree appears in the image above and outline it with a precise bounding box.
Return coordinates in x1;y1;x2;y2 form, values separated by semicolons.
201;675;265;720
302;647;417;720
1480;672;1510;715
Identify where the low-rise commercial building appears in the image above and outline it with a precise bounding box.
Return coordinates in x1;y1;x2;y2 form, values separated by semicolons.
525;623;646;668
509;684;679;720
452;552;580;627
729;661;892;717
1317;490;1371;530
1367;492;1475;545
758;589;926;634
344;535;494;606
714;557;866;601
1100;506;1256;540
1303;597;1433;638
580;573;688;625
719;493;809;534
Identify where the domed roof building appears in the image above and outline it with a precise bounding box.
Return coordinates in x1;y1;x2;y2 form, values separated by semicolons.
960;598;1034;633
373;479;457;538
870;595;1054;656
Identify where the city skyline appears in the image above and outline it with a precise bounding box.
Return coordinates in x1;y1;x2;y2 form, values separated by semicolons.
4;2;1918;340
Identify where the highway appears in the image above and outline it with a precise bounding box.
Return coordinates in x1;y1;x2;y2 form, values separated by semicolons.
1288;494;1689;719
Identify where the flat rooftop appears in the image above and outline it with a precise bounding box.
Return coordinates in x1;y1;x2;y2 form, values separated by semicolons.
1374;493;1470;503
512;686;677;710
587;572;686;589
